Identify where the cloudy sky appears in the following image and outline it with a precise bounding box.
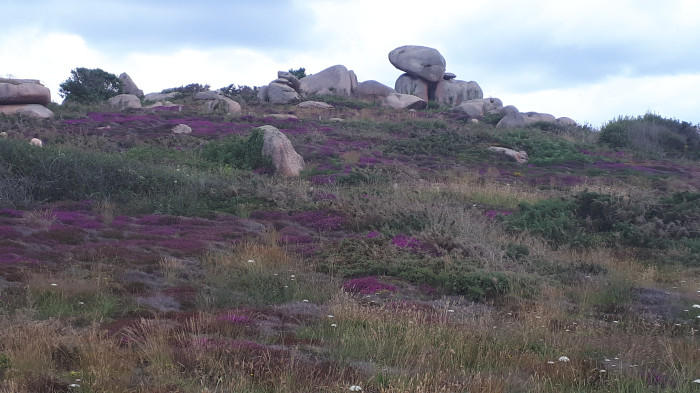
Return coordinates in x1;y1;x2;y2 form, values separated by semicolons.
2;0;699;126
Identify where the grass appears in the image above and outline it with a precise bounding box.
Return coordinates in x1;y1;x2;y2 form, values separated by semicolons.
0;102;698;392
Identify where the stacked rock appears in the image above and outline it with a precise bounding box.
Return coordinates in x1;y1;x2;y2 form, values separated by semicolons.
0;78;54;118
193;91;241;115
258;71;302;104
389;45;482;106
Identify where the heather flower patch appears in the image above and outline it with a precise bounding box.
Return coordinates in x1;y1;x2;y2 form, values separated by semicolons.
342;277;397;295
391;234;435;254
0;208;23;218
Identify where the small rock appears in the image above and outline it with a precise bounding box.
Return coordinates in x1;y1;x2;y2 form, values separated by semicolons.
488;146;528;164
171;124;192;134
329;117;344;122
0;131;7;138
29;137;43;147
265;114;298;120
297;100;333;109
107;94;142;110
383;93;427;110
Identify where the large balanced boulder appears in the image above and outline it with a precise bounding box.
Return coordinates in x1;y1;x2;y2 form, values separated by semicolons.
434;79;483;106
0;79;51;105
266;82;300;104
0;104;54;118
355;80;394;100
383;93;427;110
107;94;141;110
299;65;356;97
119;73;143;97
259;125;305;177
388;45;446;83
395;73;429;101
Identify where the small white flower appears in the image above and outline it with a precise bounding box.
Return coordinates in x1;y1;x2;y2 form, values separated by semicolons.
613;320;619;323
692;304;700;309
349;385;362;391
247;259;255;263
558;356;570;363
284;285;288;288
599;369;606;373
330;323;337;328
693;379;700;384
78;301;85;305
546;361;555;364
447;309;454;313
535;316;541;319
303;299;309;303
604;358;611;362
290;274;296;278
50;283;58;286
69;384;80;388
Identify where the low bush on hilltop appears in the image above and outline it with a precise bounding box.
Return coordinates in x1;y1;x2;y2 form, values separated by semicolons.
599;113;700;159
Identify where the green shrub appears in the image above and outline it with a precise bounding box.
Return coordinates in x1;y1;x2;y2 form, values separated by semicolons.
58;67;123;104
441;271;510;301
219;84;259;103
599;113;700;159
288;67;307;79
161;83;210;95
495;129;592;165
201;129;271;170
481;112;505;126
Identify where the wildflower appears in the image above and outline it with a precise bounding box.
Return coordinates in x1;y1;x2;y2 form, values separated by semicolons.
247;259;255;264
447;309;455;313
330;323;337;328
328;315;334;318
50;283;58;286
303;299;309;303
693;379;700;383
78;301;84;305
692;304;700;309
558;356;570;362
599;369;606;373
613;320;619;323
69;384;80;388
547;361;555;364
349;386;362;391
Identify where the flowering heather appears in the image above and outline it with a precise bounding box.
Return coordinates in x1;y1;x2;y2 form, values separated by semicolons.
52;211;103;229
366;231;381;239
391;234;434;254
0;226;20;238
343;277;397;295
216;313;254;325
0;208;24;218
292;210;344;231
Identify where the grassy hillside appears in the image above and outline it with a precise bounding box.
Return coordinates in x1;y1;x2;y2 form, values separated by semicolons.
0;99;698;392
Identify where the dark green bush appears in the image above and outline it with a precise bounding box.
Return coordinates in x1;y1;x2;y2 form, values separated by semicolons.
161;83;210;95
442;271;510;301
201;129;271;170
58;68;123;104
495;130;592;165
599;113;700;159
219;84;259;103
288;67;307;79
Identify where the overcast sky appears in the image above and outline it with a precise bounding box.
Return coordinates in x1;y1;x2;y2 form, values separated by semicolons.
2;0;699;127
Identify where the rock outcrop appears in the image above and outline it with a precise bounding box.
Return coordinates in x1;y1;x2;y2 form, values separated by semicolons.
172;124;192;134
259;125;305;177
383;93;427;110
354;80;395;100
394;74;429;101
434;79;483;106
194;92;241;115
119;73;143;97
258;71;302;104
389;45;446;83
107;94;142;110
0;79;53;118
299;65;356;97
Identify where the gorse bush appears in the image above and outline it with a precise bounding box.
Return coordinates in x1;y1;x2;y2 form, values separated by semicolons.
599;113;700;159
58;68;123;104
201;129;271;170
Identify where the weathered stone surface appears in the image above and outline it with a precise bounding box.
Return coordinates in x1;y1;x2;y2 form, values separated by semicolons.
297;101;333;109
452;101;484;118
443;72;457;80
394;73;429;101
108;94;142;110
202;96;241;115
259;125;305;177
119;73;143;97
557;117;577;126
144;92;178;102
349;70;358;93
0;104;54;118
30;138;43;147
0;80;51;105
329;117;344;122
434;79;483;107
264;114;299;120
522;112;557;125
496;111;526;128
488;146;528;164
0;132;7;138
481;97;504;113
355;80;394;99
502;105;519;116
277;71;301;90
383;93;427;110
388;45;446;82
299;65;355;96
171;124;192;134
266;83;301;104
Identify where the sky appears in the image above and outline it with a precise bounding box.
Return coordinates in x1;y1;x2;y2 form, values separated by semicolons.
2;0;699;127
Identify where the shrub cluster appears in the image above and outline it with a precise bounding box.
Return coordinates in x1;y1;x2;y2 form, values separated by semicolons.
505;191;700;264
219;84;259;103
161;83;210;95
58;68;123;104
495;130;592;165
599;113;700;159
201;129;271;170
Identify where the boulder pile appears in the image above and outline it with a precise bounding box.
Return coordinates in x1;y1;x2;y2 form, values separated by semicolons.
0;78;54;118
389;45;482;106
259;66;359;104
